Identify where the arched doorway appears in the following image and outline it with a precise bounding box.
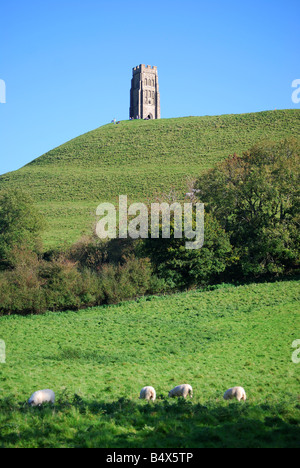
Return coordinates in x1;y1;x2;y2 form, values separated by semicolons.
147;113;153;120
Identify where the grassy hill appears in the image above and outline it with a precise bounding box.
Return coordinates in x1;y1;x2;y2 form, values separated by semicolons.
1;109;300;248
0;280;299;448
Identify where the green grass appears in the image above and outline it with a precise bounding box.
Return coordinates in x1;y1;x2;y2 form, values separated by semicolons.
0;280;299;448
1;110;299;248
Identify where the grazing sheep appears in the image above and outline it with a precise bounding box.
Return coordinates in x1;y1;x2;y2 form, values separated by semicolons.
28;389;55;407
168;384;193;399
139;386;156;401
223;387;247;402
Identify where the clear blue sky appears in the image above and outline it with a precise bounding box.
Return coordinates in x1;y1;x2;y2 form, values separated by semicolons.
0;0;299;175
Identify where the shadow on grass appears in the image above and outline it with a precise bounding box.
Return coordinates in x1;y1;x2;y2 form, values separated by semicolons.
0;396;299;448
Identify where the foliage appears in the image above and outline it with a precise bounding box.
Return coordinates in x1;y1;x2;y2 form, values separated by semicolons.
141;212;232;289
0;189;44;268
39;257;104;312
98;257;160;304
195;138;300;278
0;248;160;316
67;235;139;270
0;247;46;315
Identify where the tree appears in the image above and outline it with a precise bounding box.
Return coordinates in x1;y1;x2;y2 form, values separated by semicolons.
141;211;232;289
0;189;44;268
195;138;300;277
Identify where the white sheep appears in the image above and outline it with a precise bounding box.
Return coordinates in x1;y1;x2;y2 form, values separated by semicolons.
168;384;193;399
223;387;247;402
28;389;55;407
139;386;156;401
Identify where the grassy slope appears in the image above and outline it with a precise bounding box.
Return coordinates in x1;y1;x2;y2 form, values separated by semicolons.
0;280;299;448
1;110;299;248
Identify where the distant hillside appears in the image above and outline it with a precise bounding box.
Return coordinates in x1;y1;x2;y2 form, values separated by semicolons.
1;110;299;248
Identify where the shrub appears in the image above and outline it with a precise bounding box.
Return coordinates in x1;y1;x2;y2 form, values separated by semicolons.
141;212;232;290
0;250;104;315
67;236;108;271
0;189;44;269
0;248;46;315
0;250;160;315
39;257;104;311
67;235;140;271
99;257;154;304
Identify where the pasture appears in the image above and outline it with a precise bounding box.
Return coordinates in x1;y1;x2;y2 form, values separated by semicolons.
0;280;299;448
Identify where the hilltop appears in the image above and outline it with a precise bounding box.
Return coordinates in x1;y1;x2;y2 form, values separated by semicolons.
1;109;299;248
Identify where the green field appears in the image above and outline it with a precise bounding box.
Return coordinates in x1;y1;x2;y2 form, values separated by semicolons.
0;280;299;448
1;110;299;248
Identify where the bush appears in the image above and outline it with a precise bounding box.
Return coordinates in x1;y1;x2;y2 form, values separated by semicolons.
0;189;44;269
141;212;232;290
0;248;161;315
67;236;108;271
67;235;140;271
0;248;46;315
0;248;104;315
39;257;104;311
99;257;155;304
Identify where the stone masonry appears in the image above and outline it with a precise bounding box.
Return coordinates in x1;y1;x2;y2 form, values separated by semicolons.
130;65;161;120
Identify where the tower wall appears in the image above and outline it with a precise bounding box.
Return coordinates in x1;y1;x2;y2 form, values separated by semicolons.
130;65;160;119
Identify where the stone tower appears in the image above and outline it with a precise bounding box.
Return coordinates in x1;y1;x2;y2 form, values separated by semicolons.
130;65;161;120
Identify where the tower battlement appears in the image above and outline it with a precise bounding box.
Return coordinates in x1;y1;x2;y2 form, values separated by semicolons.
133;64;158;73
130;65;161;120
